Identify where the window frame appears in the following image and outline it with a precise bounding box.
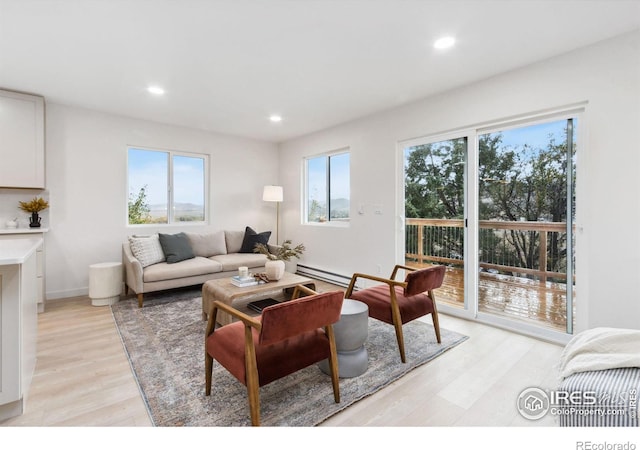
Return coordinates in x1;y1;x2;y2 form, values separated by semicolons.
126;146;209;226
303;147;350;226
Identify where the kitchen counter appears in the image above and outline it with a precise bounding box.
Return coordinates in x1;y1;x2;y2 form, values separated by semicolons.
0;236;40;420
0;237;43;265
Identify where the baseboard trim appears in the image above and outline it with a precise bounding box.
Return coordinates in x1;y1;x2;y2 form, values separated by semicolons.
296;264;352;288
46;287;88;301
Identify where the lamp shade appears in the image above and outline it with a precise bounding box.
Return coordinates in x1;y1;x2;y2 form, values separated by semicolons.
263;185;283;202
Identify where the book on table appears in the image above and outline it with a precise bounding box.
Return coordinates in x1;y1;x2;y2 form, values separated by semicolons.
247;298;280;313
230;275;258;287
231;275;258;287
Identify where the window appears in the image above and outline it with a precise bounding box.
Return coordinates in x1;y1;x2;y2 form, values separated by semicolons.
127;147;207;225
304;150;350;223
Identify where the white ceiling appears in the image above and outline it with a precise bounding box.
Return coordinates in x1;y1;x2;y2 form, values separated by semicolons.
1;0;639;143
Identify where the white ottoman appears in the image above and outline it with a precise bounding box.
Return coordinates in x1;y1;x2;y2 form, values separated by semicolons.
89;262;123;306
319;299;369;378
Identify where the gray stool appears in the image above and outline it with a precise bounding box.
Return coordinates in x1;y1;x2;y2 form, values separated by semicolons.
319;299;369;378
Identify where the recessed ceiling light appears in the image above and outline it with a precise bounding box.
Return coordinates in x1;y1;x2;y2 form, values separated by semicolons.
434;36;456;50
147;85;165;95
269;115;282;123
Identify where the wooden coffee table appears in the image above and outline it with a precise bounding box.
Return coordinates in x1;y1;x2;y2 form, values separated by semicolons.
202;272;316;326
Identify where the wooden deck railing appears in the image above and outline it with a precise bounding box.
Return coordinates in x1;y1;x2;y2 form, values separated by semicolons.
405;218;573;284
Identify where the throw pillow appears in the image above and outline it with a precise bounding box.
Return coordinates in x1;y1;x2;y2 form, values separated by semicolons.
186;231;227;257
128;235;166;268
158;232;196;264
239;226;271;253
224;230;245;253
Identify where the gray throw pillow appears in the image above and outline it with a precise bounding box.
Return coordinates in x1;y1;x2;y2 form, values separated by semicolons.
158;232;195;264
239;226;271;253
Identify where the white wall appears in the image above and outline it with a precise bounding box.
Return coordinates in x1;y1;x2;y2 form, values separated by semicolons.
278;30;640;331
44;104;278;299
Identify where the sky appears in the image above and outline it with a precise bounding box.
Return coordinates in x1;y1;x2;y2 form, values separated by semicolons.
307;152;350;203
128;148;205;207
494;119;574;151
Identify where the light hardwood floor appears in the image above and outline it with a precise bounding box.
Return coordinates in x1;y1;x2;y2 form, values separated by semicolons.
1;283;566;428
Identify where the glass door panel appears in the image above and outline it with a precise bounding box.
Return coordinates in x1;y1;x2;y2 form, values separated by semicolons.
404;137;467;309
477;119;576;333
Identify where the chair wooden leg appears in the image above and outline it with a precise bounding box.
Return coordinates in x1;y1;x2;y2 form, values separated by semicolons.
393;320;406;363
430;290;442;344
431;311;442;344
390;304;406;363
244;325;261;426
326;325;341;403
137;293;143;308
246;381;260;426
205;352;213;396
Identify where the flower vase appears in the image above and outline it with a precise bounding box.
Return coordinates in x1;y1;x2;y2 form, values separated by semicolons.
29;212;41;228
265;260;285;281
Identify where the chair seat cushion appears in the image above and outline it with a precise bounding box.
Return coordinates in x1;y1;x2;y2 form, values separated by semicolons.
350;284;434;325
207;321;331;387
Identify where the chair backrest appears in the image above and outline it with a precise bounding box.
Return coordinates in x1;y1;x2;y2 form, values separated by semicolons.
258;291;344;346
404;265;446;296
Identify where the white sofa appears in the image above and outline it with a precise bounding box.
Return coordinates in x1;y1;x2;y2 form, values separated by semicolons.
122;229;273;307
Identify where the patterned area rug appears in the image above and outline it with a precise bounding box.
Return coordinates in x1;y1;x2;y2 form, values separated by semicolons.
111;287;468;426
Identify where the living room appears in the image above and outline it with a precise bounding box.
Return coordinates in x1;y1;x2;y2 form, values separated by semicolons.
1;0;639;446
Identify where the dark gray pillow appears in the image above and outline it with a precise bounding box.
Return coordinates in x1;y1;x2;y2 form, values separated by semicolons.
239;226;271;253
158;232;195;263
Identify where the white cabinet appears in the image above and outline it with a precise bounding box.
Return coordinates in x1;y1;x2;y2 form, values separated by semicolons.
0;89;45;189
0;238;39;420
0;232;46;313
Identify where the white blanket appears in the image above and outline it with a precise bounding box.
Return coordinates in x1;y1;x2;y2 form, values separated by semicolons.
558;327;640;379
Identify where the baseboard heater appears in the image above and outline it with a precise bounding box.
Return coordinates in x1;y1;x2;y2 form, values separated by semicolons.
296;264;352;288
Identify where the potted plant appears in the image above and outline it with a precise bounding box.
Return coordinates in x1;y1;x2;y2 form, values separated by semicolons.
18;196;49;228
254;240;305;280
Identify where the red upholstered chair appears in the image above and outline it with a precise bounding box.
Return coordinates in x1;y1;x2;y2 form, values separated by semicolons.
205;285;344;426
345;264;446;363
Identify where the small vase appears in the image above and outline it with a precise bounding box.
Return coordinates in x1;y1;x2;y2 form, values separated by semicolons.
29;212;41;228
265;260;285;281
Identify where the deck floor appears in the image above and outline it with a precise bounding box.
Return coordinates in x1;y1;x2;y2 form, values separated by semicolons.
407;263;574;332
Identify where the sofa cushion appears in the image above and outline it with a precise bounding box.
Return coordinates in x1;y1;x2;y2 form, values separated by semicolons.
143;257;223;282
186;231;227;257
128;234;166;268
210;253;268;272
159;232;195;264
224;230;245;254
240;226;271;253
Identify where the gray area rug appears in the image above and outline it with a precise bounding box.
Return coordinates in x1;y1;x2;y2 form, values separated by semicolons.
111;287;468;426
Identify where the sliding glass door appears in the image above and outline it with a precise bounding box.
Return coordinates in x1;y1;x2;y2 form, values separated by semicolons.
400;114;578;337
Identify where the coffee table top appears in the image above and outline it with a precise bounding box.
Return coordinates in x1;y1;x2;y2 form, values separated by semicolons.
203;272;314;301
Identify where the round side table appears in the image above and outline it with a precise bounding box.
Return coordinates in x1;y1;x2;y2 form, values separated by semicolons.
89;262;123;306
319;298;369;378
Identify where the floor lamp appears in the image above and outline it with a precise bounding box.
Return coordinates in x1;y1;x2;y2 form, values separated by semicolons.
263;185;283;244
